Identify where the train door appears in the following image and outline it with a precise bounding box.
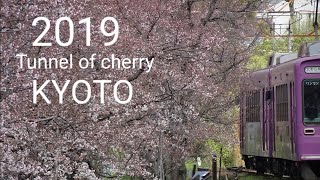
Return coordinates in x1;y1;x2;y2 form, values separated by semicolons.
266;68;274;158
240;92;244;151
290;82;295;155
266;69;274;158
262;88;268;153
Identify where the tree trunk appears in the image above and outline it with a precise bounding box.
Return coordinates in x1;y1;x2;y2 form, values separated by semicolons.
164;154;186;180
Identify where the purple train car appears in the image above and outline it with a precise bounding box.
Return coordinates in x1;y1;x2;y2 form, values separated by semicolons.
240;41;320;179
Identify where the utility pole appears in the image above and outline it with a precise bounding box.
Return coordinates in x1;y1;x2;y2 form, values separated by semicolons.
288;20;292;52
315;0;319;40
272;22;276;52
288;0;294;52
289;0;295;18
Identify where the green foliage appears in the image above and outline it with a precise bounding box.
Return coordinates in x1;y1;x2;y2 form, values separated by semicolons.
291;15;319;35
185;159;195;172
290;15;320;51
247;38;288;71
185;140;236;169
206;140;236;168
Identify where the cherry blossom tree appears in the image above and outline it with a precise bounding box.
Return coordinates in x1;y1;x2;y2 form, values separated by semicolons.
1;0;263;179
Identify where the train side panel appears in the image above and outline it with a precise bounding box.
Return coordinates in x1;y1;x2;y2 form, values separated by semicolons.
270;62;296;161
241;69;269;158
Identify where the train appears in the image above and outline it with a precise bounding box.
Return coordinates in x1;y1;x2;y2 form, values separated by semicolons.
240;41;320;179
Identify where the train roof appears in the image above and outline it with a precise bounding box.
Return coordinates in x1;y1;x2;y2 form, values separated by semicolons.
268;53;288;66
248;41;320;89
298;41;320;57
268;53;298;66
276;53;298;64
266;41;320;67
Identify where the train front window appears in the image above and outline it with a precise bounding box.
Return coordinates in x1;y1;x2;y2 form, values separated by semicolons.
303;79;320;124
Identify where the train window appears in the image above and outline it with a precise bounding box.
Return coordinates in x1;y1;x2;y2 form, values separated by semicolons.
303;79;320;124
308;42;320;56
246;92;250;122
245;90;260;122
276;84;288;121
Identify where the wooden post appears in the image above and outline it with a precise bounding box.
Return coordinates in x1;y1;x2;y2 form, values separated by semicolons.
219;148;222;179
192;164;196;178
212;153;217;180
